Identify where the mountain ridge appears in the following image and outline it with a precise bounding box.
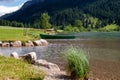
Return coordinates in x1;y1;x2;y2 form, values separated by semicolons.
1;0;120;26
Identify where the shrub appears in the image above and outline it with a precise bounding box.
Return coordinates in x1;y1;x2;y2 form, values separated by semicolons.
64;47;90;80
64;25;80;32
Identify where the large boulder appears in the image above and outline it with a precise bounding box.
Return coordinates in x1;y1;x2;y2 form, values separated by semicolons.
2;42;10;47
33;40;42;46
21;52;37;64
11;41;22;47
25;40;34;47
10;52;19;59
35;59;60;71
40;39;48;46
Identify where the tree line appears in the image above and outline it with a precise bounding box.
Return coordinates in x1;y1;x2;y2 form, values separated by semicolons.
0;20;24;28
0;12;120;32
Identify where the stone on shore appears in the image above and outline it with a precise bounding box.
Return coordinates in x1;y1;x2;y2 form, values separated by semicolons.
0;41;2;46
10;52;19;59
33;60;66;80
0;39;48;47
21;52;37;64
35;59;60;71
11;41;22;47
25;40;34;47
2;42;10;47
33;40;42;46
40;39;48;46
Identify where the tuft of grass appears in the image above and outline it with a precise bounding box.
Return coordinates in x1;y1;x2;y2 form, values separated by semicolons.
64;47;90;80
0;56;45;80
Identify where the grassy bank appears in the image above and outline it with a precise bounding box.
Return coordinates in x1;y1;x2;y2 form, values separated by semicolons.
0;56;45;80
0;26;44;41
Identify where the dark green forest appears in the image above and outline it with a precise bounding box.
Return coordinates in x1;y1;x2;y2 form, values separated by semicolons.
0;0;120;32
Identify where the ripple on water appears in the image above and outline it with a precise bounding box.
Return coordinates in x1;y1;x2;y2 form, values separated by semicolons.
0;36;120;79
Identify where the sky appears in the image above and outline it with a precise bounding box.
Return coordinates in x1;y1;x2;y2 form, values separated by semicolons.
0;0;28;16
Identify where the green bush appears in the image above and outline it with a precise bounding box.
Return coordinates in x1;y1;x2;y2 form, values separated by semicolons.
64;47;90;80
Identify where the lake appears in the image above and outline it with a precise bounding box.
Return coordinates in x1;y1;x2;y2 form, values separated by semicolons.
0;32;120;80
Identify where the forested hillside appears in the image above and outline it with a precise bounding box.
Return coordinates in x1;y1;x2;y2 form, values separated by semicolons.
0;0;120;31
84;0;120;25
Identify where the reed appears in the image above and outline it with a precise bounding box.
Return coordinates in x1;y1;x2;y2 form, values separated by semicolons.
64;47;90;80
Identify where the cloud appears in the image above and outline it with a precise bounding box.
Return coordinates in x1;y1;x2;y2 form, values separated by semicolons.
0;4;23;16
0;0;14;2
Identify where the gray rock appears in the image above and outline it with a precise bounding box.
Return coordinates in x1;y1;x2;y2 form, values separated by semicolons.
0;41;2;46
10;52;19;59
2;42;10;47
35;59;60;71
25;40;34;47
33;40;42;46
40;39;48;46
11;41;22;47
21;52;37;64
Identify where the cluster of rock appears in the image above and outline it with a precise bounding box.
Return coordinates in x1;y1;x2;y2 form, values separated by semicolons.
10;52;60;70
0;39;48;47
0;52;99;80
9;52;64;80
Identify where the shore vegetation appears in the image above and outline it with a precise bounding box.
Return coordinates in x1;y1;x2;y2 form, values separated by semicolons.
0;26;44;41
64;47;90;80
0;56;45;80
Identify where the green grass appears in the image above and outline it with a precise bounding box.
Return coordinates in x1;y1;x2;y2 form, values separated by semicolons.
64;47;90;80
0;56;45;80
0;26;44;41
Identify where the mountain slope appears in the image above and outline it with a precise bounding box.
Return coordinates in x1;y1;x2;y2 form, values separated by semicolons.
1;0;120;25
0;0;97;23
84;0;120;25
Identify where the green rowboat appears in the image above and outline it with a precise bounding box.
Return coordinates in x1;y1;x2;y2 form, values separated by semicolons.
40;34;75;39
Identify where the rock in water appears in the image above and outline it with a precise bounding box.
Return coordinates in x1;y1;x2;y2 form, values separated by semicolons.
2;42;10;47
11;41;22;47
10;52;19;59
33;40;42;46
25;40;34;47
0;41;2;47
40;39;48;46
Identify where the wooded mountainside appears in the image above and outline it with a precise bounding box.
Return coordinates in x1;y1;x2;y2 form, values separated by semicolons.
0;0;120;31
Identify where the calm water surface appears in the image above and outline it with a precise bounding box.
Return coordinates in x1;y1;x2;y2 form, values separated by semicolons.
0;32;120;79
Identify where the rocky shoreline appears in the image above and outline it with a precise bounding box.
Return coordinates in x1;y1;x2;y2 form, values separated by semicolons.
9;51;68;80
0;39;48;47
4;51;99;80
0;40;101;80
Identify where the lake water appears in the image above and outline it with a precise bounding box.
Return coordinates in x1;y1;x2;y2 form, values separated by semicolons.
0;32;120;79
